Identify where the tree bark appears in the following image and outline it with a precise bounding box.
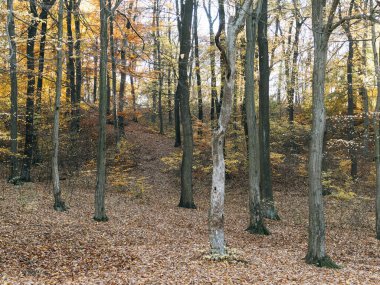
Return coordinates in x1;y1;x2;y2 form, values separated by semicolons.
6;0;19;182
73;0;82;132
174;0;182;147
370;0;380;240
94;0;109;222
203;0;217;124
108;0;118;132
305;0;340;268
177;0;196;209
209;0;252;255
245;1;269;235
258;0;279;220
21;0;39;182
155;0;164;134
93;39;98;103
193;0;203;135
118;37;127;139
52;0;67;212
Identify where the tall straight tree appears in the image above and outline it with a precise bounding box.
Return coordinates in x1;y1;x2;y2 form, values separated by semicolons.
258;0;279;220
341;0;357;179
94;0;110;222
245;0;269;235
174;0;182;147
370;0;380;240
209;0;252;255
155;0;164;134
108;0;117;131
94;0;123;221
203;0;218;124
193;0;203;134
21;0;39;182
177;0;196;208
118;36;127;140
6;0;19;182
305;0;341;267
52;0;66;212
73;0;82;132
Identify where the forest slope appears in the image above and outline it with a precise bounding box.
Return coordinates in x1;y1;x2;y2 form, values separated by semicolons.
0;122;379;284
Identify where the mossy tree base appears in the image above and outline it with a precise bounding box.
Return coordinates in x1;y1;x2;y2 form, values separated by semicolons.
93;215;109;222
305;255;341;269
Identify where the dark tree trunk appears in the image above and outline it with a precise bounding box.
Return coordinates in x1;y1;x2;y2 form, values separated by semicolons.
177;0;195;209
94;0;109;222
106;71;111;115
245;3;269;235
258;0;279;220
174;0;182;147
130;72;137;122
73;0;82;132
193;0;203;135
21;0;39;182
155;0;164;134
216;0;226;120
7;0;19;182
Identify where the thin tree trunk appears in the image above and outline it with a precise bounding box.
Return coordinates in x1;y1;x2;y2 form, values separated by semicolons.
370;0;380;240
193;0;203;135
258;0;279;220
93;39;98;103
108;0;118;131
73;0;82;132
245;1;269;235
21;0;39;182
174;0;182;147
204;0;217;124
52;0;66;212
177;0;196;209
360;10;369;157
7;0;19;182
155;0;164;134
209;0;252;255
118;37;127;139
130;72;137;122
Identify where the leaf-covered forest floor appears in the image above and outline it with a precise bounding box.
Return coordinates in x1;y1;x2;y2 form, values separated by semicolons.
1;121;380;284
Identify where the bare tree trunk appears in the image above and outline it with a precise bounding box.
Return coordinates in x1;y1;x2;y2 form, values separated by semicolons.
177;0;196;209
7;0;19;182
118;37;127;139
193;0;203;135
52;0;66;212
245;0;269;235
370;0;380;240
73;0;82;132
155;0;164;134
258;0;279;220
305;0;339;268
174;0;182;147
93;39;98;103
94;0;109;222
203;0;217;124
21;0;39;182
209;0;252;255
108;0;118;132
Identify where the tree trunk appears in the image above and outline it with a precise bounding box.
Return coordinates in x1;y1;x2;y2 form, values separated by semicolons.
193;0;203;135
66;0;76;130
155;0;164;134
93;39;98;103
177;0;196;209
21;0;39;182
108;0;118;132
370;0;380;240
258;0;279;220
94;0;109;222
204;0;217;124
209;0;252;255
118;37;127;139
7;0;19;182
305;0;339;268
130;72;137;122
245;1;269;235
73;0;82;132
52;0;66;212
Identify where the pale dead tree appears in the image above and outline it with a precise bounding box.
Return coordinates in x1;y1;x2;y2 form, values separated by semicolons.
209;0;253;255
